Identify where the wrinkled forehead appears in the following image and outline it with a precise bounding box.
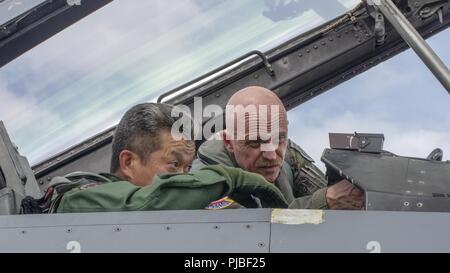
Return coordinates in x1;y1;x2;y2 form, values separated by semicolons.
161;132;196;160
226;104;288;123
225;104;288;138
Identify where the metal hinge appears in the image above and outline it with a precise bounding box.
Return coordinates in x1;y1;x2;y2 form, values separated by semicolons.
365;1;387;46
419;1;446;24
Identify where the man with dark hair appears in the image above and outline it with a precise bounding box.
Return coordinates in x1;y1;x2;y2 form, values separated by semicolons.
56;103;288;213
109;103;194;186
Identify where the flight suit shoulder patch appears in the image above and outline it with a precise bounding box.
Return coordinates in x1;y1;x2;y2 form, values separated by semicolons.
206;197;235;210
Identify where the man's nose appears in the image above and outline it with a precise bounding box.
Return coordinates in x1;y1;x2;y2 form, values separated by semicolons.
261;149;277;161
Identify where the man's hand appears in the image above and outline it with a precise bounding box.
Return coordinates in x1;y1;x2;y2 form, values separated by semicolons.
326;180;364;210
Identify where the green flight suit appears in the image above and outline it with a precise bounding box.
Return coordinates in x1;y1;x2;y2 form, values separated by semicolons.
57;165;288;213
192;139;328;209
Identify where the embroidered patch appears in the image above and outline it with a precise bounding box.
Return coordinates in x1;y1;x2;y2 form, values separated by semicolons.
206;197;235;210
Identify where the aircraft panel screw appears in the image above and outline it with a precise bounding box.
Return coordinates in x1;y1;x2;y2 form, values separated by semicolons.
165;226;171;231
213;225;220;230
404;202;410;207
66;228;72;233
245;225;251;229
258;242;265;248
114;227;121;232
417;203;423;208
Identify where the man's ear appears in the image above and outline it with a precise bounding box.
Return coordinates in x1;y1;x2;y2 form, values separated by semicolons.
222;130;234;153
118;150;137;181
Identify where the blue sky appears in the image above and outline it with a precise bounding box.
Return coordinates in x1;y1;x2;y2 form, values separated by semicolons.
289;29;450;170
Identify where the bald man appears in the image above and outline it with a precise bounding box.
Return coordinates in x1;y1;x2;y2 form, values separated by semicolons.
193;86;364;210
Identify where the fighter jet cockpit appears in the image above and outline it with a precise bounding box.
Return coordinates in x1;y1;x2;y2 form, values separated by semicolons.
0;0;449;252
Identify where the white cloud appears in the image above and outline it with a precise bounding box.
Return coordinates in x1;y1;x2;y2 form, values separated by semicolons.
338;0;361;9
0;78;63;158
0;79;61;131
